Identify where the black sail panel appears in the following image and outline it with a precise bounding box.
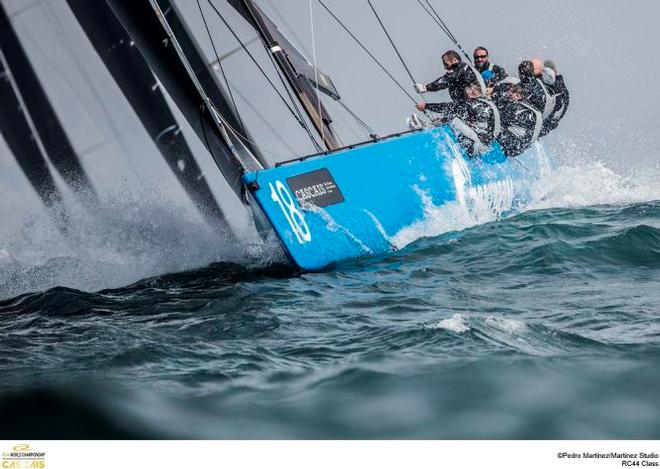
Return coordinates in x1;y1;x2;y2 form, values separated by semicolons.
0;52;63;209
0;2;96;199
106;0;257;204
156;0;267;169
65;0;228;227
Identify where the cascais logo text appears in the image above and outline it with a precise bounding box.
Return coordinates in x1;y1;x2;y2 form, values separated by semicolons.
2;444;46;469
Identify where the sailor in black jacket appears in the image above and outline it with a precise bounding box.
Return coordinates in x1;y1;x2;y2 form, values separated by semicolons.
519;59;556;120
414;50;485;102
417;83;500;155
473;47;507;88
539;60;570;137
495;84;543;157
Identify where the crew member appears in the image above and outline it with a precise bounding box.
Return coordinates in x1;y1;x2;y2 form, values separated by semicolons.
519;58;556;120
491;75;521;105
473;46;507;88
417;83;500;155
539;60;570;137
414;50;485;102
496;84;542;157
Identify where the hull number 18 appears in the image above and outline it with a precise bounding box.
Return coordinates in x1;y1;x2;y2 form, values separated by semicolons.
269;180;312;244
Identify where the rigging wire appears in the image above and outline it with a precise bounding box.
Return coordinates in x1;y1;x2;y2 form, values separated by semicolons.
202;1;374;152
228;83;297;155
265;0;312;57
317;0;416;105
264;49;323;153
331;102;364;142
196;0;245;131
263;1;377;145
419;0;472;63
308;0;326;147
336;100;377;139
366;0;417;86
209;92;292;160
418;1;458;43
205;0;322;152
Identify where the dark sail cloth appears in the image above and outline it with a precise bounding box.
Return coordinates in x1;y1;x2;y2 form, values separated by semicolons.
496;99;543;157
425;62;485;102
539;75;570;137
427;98;501;155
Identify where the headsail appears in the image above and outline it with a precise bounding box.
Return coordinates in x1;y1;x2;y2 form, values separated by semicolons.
106;0;262;206
0;1;96;199
0;51;64;211
226;0;341;151
65;0;228;227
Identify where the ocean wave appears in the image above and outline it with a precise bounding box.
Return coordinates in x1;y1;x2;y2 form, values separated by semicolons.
393;201;660;278
426;313;611;357
391;159;660;252
0;261;296;317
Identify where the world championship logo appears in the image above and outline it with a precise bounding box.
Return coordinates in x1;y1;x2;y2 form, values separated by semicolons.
1;444;46;469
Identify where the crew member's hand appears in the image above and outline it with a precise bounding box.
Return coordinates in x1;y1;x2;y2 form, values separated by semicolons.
416;102;427;111
414;83;427;94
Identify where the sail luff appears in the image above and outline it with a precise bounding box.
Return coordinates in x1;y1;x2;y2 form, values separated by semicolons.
65;0;228;227
0;1;97;199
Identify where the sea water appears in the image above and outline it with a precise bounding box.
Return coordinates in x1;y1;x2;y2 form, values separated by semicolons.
0;158;659;438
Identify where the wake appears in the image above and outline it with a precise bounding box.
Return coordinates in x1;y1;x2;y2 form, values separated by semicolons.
391;144;660;250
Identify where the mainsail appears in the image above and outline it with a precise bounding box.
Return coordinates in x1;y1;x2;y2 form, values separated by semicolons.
0;1;96;199
65;0;228;227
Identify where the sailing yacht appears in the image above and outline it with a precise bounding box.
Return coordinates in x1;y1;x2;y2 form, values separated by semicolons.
109;0;556;271
4;0;555;271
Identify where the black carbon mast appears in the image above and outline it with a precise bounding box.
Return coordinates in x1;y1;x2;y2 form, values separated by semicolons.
226;0;341;151
65;0;228;227
0;51;64;211
0;1;96;200
106;0;263;208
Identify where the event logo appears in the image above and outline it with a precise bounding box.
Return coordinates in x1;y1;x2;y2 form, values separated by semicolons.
1;444;46;468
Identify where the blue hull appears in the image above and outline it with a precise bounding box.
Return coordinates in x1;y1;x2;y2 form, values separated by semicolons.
243;126;552;271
